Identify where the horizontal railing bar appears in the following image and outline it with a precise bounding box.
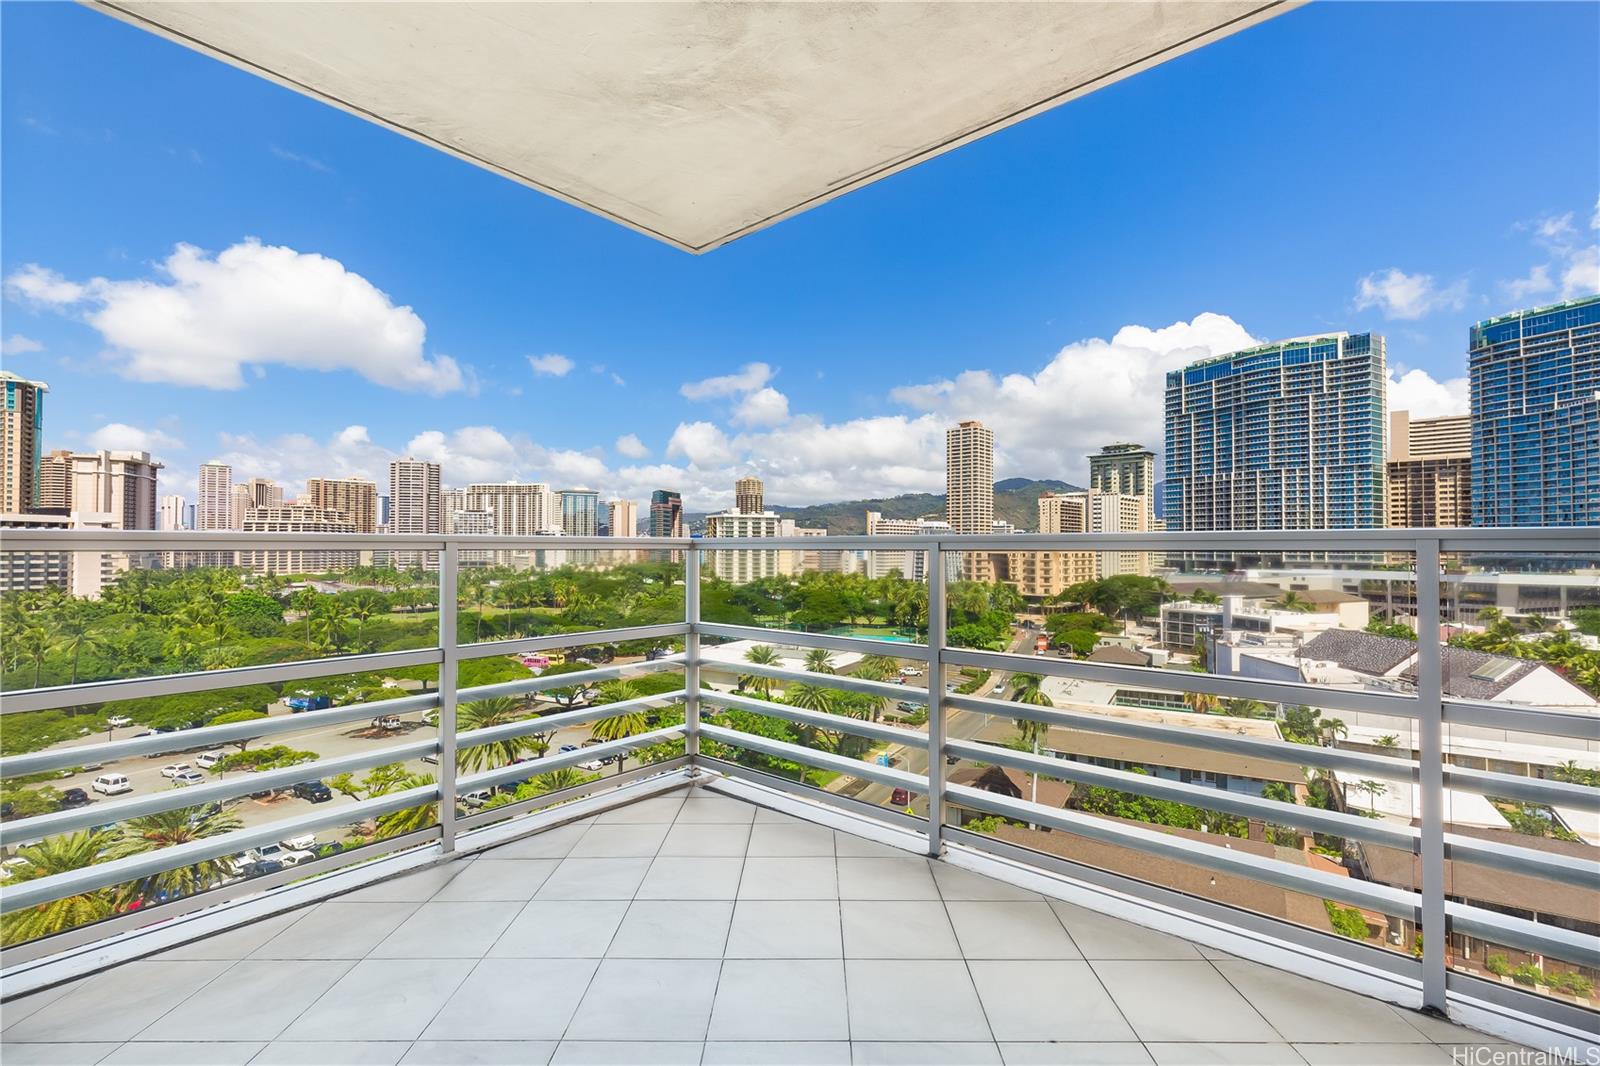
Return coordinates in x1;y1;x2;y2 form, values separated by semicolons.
455;691;688;751
944;739;1417;851
453;759;691;832
942;647;1423;719
1;648;443;716
456;726;685;792
0;530;697;550
1440;700;1600;741
1447;903;1600;971
697;756;930;835
0;693;440;778
702;659;929;703
455;624;689;662
945;693;1421;783
0;782;439;914
1441;834;1600;889
944;783;1417;916
0;738;440;847
701;690;930;749
698;622;931;659
456;655;684;703
1442;766;1600;812
697;723;926;792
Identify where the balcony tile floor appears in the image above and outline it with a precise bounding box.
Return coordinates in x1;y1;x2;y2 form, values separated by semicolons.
2;787;1532;1066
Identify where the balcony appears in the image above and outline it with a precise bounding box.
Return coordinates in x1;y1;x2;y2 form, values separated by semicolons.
1;528;1597;1065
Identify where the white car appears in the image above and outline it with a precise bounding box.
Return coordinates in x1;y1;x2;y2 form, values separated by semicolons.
194;751;225;769
898;667;922;677
91;774;132;795
249;843;313;866
991;684;1006;696
578;758;606;771
171;770;206;786
280;834;317;852
106;715;134;728
160;763;193;779
461;789;494;808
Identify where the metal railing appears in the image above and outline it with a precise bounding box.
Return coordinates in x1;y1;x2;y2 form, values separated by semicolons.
0;526;1596;1035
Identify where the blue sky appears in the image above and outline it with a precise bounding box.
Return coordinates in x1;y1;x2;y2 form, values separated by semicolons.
3;2;1597;510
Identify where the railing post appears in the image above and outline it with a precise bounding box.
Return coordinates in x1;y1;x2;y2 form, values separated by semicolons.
1415;537;1447;1014
925;541;947;857
437;541;460;853
684;543;701;772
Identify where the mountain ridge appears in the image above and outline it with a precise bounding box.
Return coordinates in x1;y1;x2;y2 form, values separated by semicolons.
685;478;1081;535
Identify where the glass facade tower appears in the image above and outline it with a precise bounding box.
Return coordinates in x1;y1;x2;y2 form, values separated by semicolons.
1469;295;1599;528
1164;332;1387;531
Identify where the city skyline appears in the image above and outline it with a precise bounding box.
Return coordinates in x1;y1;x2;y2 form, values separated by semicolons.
2;3;1597;512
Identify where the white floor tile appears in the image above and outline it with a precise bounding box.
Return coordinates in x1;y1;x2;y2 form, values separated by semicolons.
658;823;752;857
484;823;591;859
0;1044;119;1065
968;960;1136;1043
703;1041;850;1064
724;900;843;958
738;857;838;899
550;1041;703;1065
422;958;599;1040
565;959;721;1041
1291;1045;1454;1065
369;901;521;958
401;1041;557;1065
1146;1043;1307;1065
156;909;308;960
945;902;1082;959
431;859;561;900
840;900;962;958
635;856;745;900
931;863;1041;902
568;824;671;858
251;901;420;959
535;858;653;900
489;899;630;957
344;864;467;902
708;959;849;1041
675;795;757;824
1212;960;1428;1044
252;1040;411;1064
852;1042;1002;1064
595;795;686;824
99;1041;264;1064
4;961;232;1043
1047;903;1202;960
138;959;352;1041
836;857;940;900
1000;1042;1153;1065
747;821;836;856
1093;961;1277;1044
608;900;733;957
845;960;992;1041
279;959;475;1041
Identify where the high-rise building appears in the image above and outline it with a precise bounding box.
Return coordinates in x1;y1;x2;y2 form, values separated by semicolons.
243;477;283;510
1387;410;1471;528
196;461;234;531
607;499;638;537
1088;443;1156;528
159;494;188;531
1;370;47;513
0;511;117;597
649;490;684;538
449;507;496;567
38;449;73;511
305;477;379;533
560;489;600;536
464;481;559;535
865;510;953;582
68;450;162;530
704;509;797;582
389;458;443;568
240;506;359;574
1039;488;1149;579
735;476;764;515
230;484;255;529
1469;295;1599;527
1164;332;1387;531
945;420;994;534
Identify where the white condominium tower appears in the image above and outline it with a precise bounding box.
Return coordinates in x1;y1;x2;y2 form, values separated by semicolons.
68;450;163;529
1087;442;1156;528
390;458;443;567
606;498;638;537
305;477;379;533
196;461;233;531
159;494;188;531
945;420;994;534
464;481;560;535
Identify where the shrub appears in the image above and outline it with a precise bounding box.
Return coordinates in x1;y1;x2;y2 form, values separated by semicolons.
1323;899;1369;939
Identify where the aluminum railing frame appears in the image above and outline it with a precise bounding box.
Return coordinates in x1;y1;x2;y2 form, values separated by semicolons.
1;527;1595;1029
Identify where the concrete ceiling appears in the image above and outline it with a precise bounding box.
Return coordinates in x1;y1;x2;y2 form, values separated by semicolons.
90;1;1295;254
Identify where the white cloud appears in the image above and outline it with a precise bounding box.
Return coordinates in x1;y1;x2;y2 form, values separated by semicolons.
1592;195;1600;231
615;433;650;459
5;240;466;394
732;386;790;427
406;426;523;484
1353;268;1468;320
1500;264;1555;304
528;353;574;377
1499;201;1599;306
1560;244;1599;300
1;334;43;355
86;422;183;456
1388;368;1468;420
680;362;773;400
1535;212;1575;241
269;145;332;173
666;421;738;468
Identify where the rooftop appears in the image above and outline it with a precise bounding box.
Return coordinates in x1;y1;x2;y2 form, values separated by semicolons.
0;783;1518;1065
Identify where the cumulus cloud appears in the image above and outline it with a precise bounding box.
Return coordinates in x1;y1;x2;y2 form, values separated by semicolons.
1560;244;1599;300
86;422;183;456
1353;268;1469;320
733;386;790;427
1388;368;1468;420
1;334;43;355
4;240;466;393
1500;203;1600;304
666;421;738;468
681;362;773;400
528;353;574;376
615;433;650;459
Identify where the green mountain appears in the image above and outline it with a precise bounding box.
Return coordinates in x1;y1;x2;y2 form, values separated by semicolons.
686;478;1079;535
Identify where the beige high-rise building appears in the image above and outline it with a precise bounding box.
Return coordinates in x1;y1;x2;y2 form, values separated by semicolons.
1;371;47;513
243;477;283;510
68;450;162;530
704;509;797;583
1386;410;1471;528
390;458;443;568
464;481;558;535
240;506;358;574
306;477;378;533
230;484;255;529
38;449;73;511
1088;443;1156;528
735;476;764;514
1040;488;1150;579
865;510;952;582
196;461;234;531
946;420;995;582
607;498;638;537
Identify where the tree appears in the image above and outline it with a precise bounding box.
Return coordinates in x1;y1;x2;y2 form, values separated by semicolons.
1349;779;1388;813
591;682;648;774
345;591;383;649
207;709;270;753
291;588;321;647
456;696;538;773
1184;689;1221;714
1374;734;1401;753
107;805;244;900
803;647;837;674
1010;675;1054;813
0;830;120;946
854;653;899;682
53;605;104;688
374;774;439;838
739;644;781;697
212;746;317;773
1269;590;1314;613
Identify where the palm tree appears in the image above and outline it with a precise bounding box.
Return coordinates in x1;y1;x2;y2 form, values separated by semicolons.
347;591;383;649
314;601;351;652
1374;734;1401;753
1270;590;1313;613
803;648;836;674
0;830;120;946
854;654;899;682
1317;717;1349;747
107;806;244;901
53;606;103;687
456;696;538;773
374;774;439;838
1184;690;1221;714
591;687;648;775
291;588;320;646
1010;675;1054;814
464;575;491;642
740;644;781;697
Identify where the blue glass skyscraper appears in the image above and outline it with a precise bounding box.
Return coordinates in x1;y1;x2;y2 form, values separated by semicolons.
1164;333;1387;531
1469;295;1599;527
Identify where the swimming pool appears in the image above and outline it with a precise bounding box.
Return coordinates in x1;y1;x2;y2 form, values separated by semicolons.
823;626;921;643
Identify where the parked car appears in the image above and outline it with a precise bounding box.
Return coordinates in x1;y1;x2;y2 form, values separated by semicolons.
372;715;402;731
891;787;912;806
291;780;332;803
194;751;225;770
421;752;440;765
579;758;605;771
898;667;922;677
171;770;206;786
160;764;193;779
896;701;921;713
280;833;317;852
461;789;494;808
248;842;313;866
106;715;134;728
92;774;132;795
558;744;580;754
59;788;91;809
990;683;1006;696
287;694;332;713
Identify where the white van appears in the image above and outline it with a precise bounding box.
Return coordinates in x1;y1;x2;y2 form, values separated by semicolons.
92;774;132;795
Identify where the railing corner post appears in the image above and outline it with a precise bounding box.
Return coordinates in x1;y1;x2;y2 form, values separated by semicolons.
1415;536;1447;1015
925;541;948;857
437;541;460;853
684;543;702;773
